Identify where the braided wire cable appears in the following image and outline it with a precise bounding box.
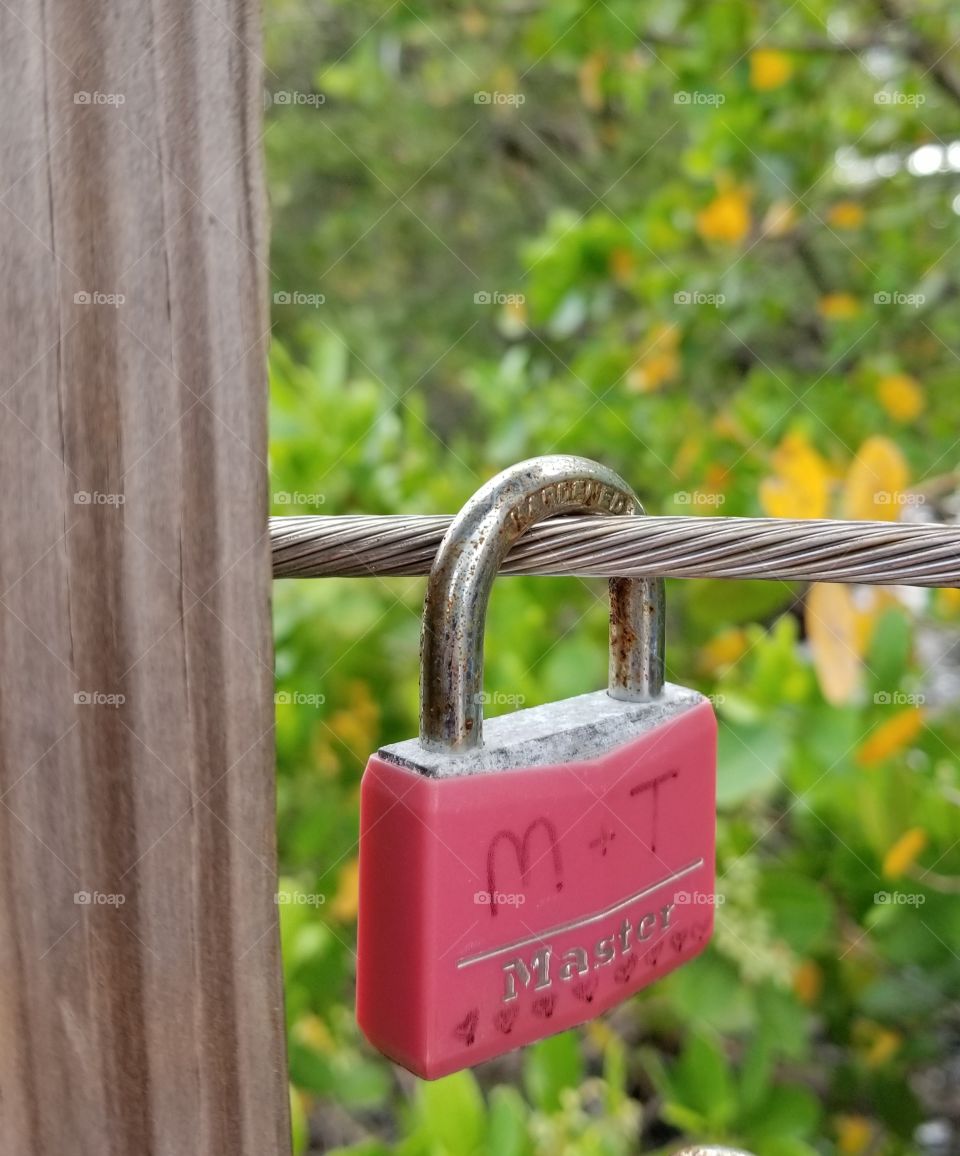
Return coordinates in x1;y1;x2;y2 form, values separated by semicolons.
271;514;960;586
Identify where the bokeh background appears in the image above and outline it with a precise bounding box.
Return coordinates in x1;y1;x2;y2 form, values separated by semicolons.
265;2;960;1153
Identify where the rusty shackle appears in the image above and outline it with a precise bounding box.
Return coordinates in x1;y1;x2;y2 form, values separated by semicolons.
419;455;666;752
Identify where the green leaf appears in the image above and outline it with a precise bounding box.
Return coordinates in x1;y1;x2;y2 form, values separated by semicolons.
716;717;789;806
290;1086;309;1156
669;1034;737;1130
486;1086;531;1156
754;985;812;1062
523;1032;584;1112
602;1035;628;1109
661;954;753;1033
743;1084;820;1142
414;1071;486;1156
738;1034;774;1114
327;1145;393;1156
659;1101;711;1136
865;608;912;696
758;869;834;953
745;1140;822;1156
687;579;797;630
287;1040;392;1109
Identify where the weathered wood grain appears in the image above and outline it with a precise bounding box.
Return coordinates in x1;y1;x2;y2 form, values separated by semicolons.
0;2;290;1152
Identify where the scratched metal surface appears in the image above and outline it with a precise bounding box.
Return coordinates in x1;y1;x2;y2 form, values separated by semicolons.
379;686;707;776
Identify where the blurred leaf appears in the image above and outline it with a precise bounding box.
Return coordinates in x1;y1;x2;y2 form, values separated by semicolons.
755;984;812;1062
486;1086;532;1156
687;579;797;631
290;1085;309;1156
806;583;862;706
414;1071;486;1155
758;870;834;953
327;1145;393;1156
716;716;789;806
745;1084;820;1142
663;953;753;1032
523;1032;584;1112
865;608;912;698
288;1039;392;1108
668;1033;737;1129
739;1032;774;1114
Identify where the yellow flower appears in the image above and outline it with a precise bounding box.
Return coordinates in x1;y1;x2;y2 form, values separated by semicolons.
842;436;910;521
937;587;960;615
699;627;750;674
836;1115;872;1155
627;323;681;393
882;827;927;878
608;246;635;284
856;708;924;767
827;201;865;230
759;431;830;519
793;959;823;1005
578;51;606;111
696;188;751;244
330;858;360;921
627;353;678;393
864;1025;901;1068
876;373;924;422
750;49;793;91
326;680;380;759
705;463;729;491
818;293;861;320
293;1014;335;1053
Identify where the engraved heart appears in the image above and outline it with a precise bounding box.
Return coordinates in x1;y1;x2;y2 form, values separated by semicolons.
453;1008;479;1046
643;942;664;968
531;993;557;1018
493;1005;519;1034
572;974;599;1003
613;954;637;984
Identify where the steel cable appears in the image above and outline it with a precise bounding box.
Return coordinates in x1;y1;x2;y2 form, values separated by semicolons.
271;514;960;586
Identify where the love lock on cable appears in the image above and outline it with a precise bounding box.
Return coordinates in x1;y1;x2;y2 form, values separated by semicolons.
356;455;718;1079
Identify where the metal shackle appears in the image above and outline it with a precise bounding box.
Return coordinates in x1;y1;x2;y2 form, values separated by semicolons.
419;455;666;752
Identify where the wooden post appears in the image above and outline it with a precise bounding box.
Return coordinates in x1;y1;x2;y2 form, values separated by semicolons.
0;2;290;1153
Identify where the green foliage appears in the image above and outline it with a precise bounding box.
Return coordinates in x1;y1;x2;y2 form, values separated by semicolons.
268;1;960;1152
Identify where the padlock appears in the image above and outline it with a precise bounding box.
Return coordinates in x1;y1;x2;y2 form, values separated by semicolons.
357;456;717;1079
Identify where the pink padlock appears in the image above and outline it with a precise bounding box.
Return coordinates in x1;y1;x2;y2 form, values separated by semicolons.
357;456;717;1079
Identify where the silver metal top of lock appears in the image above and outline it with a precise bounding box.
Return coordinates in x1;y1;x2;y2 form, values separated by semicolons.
383;685;708;778
419;455;666;754
675;1149;756;1156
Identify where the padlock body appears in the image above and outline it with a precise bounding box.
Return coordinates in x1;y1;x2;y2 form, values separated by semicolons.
357;687;716;1079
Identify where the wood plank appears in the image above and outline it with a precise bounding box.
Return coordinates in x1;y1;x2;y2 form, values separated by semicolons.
0;1;290;1152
